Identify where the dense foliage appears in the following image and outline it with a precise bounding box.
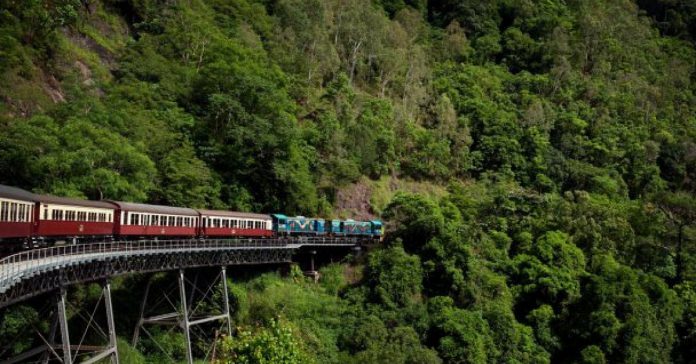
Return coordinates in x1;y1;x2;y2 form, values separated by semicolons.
1;0;696;363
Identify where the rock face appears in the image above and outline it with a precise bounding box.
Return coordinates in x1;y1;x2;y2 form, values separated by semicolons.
335;181;375;221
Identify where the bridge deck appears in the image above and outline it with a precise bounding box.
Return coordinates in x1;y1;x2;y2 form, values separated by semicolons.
0;238;361;308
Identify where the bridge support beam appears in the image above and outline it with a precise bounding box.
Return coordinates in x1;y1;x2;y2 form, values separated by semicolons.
57;288;72;364
304;250;320;282
103;281;120;364
179;269;194;364
221;267;232;336
54;283;120;364
133;267;233;364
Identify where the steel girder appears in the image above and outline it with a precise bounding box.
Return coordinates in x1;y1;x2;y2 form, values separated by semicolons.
0;248;293;309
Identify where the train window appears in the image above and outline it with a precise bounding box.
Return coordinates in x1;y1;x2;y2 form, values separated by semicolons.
18;205;24;222
43;206;48;221
78;212;86;221
10;203;17;222
89;212;97;222
175;217;182;227
0;201;7;222
143;214;149;225
129;213;137;225
168;216;175;226
222;219;229;228
51;210;58;220
152;215;158;225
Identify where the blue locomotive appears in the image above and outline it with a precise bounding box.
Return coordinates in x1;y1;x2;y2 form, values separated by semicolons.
272;214;382;239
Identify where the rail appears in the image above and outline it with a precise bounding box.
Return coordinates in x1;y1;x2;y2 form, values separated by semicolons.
0;237;360;291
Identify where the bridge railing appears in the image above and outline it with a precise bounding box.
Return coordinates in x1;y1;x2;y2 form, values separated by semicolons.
0;237;360;288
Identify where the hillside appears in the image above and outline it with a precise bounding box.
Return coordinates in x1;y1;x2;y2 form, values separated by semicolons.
1;0;696;363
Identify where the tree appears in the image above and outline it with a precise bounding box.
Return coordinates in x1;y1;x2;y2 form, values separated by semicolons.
216;319;308;364
364;245;423;309
652;191;696;283
381;193;445;253
510;231;586;314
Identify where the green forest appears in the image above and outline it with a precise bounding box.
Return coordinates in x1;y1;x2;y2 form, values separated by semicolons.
1;0;696;362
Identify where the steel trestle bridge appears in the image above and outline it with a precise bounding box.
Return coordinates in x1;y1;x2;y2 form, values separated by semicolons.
0;237;363;364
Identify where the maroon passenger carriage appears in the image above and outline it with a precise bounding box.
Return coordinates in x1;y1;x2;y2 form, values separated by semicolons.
35;194;116;240
1;185;118;249
109;201;199;239
197;210;273;238
0;185;36;244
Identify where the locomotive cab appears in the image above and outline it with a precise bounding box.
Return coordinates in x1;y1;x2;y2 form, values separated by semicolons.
371;220;383;240
272;214;289;236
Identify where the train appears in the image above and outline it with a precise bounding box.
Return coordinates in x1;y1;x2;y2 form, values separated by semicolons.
0;184;382;254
